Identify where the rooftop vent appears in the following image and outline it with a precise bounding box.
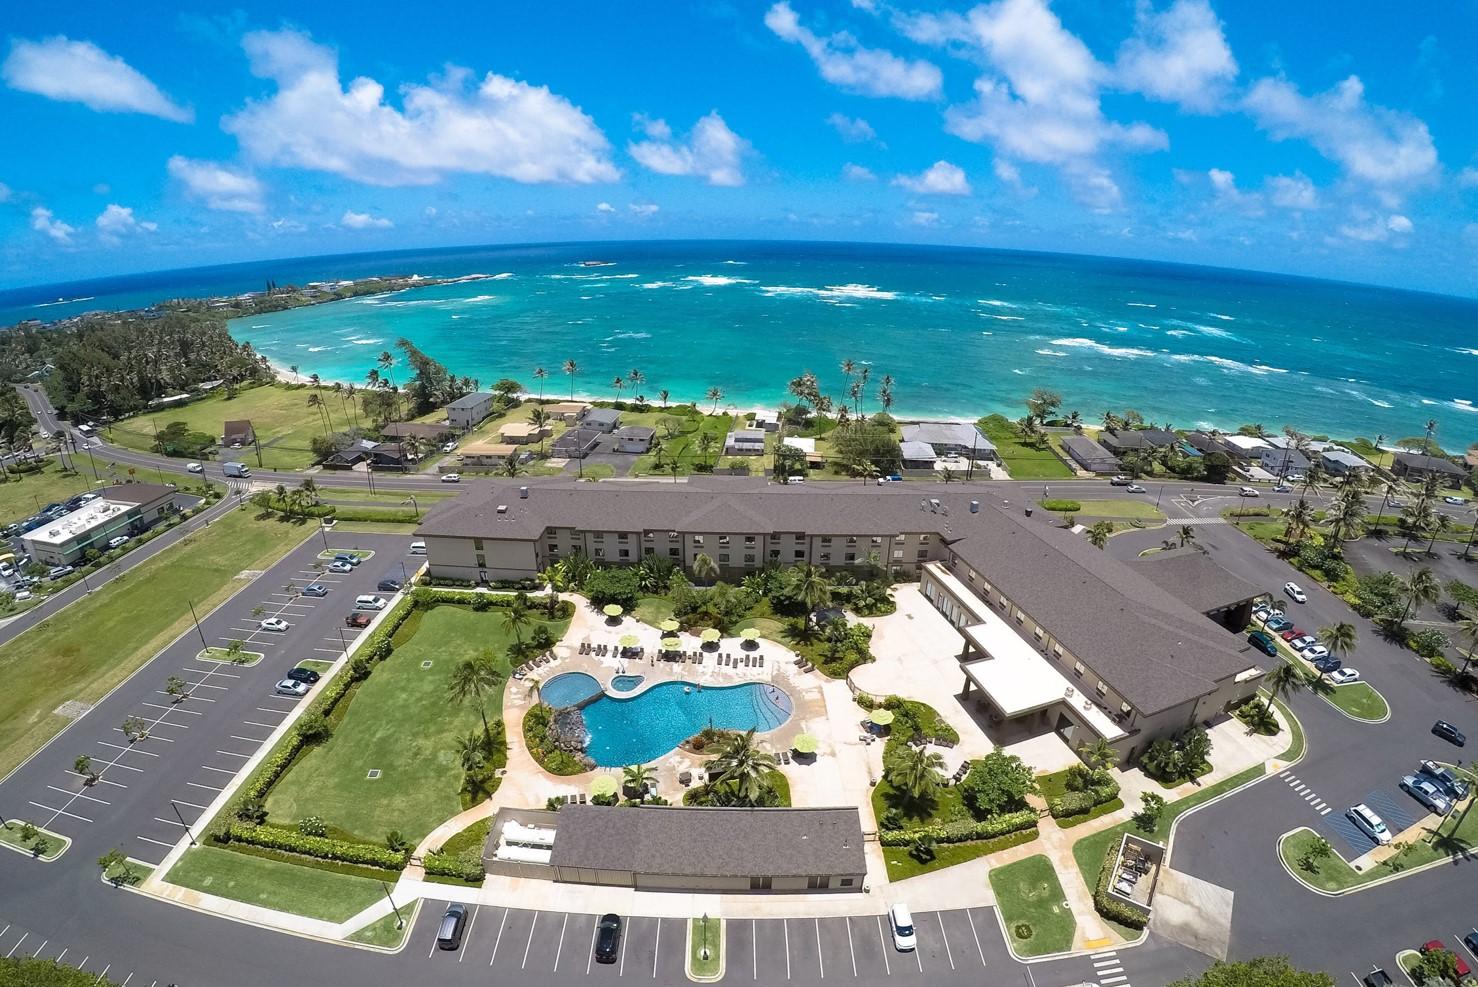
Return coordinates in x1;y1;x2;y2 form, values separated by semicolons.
969;500;980;513
496;504;508;514
519;486;529;499
929;498;941;512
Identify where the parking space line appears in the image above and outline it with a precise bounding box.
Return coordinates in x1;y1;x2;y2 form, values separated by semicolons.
186;782;224;792
112;729;173;743
618;914;629;976
813;919;822;979
459;905;478;963
29;939;45;958
489;910;511;967
140;702;201;716
136;836;175;850
254;707;288;715
587;919;599;975
214;750;251;758
965;908;987;968
48;786;109;806
552;912;569;971
521;911;538;969
90;752;142;770
162;691;214;703
313;648;342;655
66;771;126;789
874;917;890;976
145;720;189;731
97;741;159;757
752;920;758;980
654;917;662;978
229;735;263;743
200;765;237;775
845;917;856;977
187;667;241;679
243;720;276;729
29;801;91;823
153;817;190;828
935;912;955;970
784;919;791;980
171;799;209;810
5;933;26;958
178;681;229;691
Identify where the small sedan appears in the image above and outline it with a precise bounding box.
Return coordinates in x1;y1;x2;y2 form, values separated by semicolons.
1444;496;1469;506
1265;616;1293;633
327;560;355;574
1273;483;1293;493
1288;634;1317;650
1431;720;1467;747
1300;644;1331;662
286;666;320;684
186;462;204;473
302;583;329;597
1239;486;1260;497
1312;658;1342;676
1126;483;1147;493
1328;667;1361;685
106;535;129;550
890;904;917;952
594;914;623;964
1400;775;1453;815
440;473;461;483
47;565;75;580
1283;581;1307;604
259;617;290;632
1418;760;1471;801
273;678;309;697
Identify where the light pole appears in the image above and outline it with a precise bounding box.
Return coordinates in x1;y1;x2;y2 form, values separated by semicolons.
380;881;405;929
170;801;197;846
401;495;418;519
188;600;209;653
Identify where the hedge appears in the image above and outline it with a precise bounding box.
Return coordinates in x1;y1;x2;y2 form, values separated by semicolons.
1048;778;1121;819
1093;838;1148;929
409;586;573;618
879;809;1038;846
221;823;408;870
423;849;486;882
1041;499;1083;512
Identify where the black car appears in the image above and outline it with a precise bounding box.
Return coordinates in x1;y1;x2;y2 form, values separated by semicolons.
376;577;403;592
286;667;320;684
1432;720;1467;747
1362;968;1393;987
1465;929;1478;956
436;903;467;951
595;913;623;964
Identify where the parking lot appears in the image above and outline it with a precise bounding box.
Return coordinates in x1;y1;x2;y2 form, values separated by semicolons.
0;530;418;871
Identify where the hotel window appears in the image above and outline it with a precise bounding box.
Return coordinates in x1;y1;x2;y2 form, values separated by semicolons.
1095;680;1108;697
744;536;756;546
475;554;486;568
894;534;905;543
745;553;755;563
1120;701;1132;715
593;532;604;541
473;538;484;551
819;552;831;563
619;549;630;560
892;549;903;560
769;549;780;559
546;541;557;553
795;549;806;560
916;549;928;560
967;569;978;582
692;535;704;546
618;533;629;542
1073;660;1085;677
919;534;931;544
669;547;680;558
1052;643;1063;657
594;548;604;559
846;537;857;546
643;547;654;557
669;531;679;538
719;554;730;563
719;536;731;547
1015;611;1024;624
845;553;856;563
871;536;882;547
1033;626;1043;641
644;532;654;541
820;537;832;545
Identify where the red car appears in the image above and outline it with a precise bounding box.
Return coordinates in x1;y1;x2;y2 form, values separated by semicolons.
1280;628;1305;641
1421;940;1472;979
344;612;372;629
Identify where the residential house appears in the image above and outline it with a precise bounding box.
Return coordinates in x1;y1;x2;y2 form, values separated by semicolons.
1217;435;1272;462
578;408;622;434
724;428;766;456
613;426;656;454
899;440;938;471
1318;448;1374;477
544;401;591;424
222;419;255;448
380;421;454;442
750;410;780;432
1392;451;1467;486
1257;437;1310;477
321;438;379;469
1100;428;1178;455
445;392;496;431
1061;435;1122;474
900;422;998;461
781;436;825;470
499;422;550;445
551;428;602;459
460;441;523;469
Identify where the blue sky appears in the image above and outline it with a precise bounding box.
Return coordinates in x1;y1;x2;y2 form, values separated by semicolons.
2;0;1476;295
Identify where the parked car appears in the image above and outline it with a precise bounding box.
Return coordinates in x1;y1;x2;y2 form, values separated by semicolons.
376;577;402;592
1312;657;1341;675
106;535;128;550
436;903;468;951
14;589;33;602
1421;941;1471;980
1464;930;1478;956
441;441;458;454
302;583;329;597
286;667;320;684
440;473;461;483
889;903;917;952
273;678;309;697
594;913;622;964
1301;644;1331;662
1239;486;1260;497
1328;668;1361;685
1110;475;1131;486
345;612;373;628
1283;581;1307;603
327;560;355;574
1346;803;1392;845
1418;760;1471;801
332;553;361;567
1287;634;1317;649
1126;483;1147;493
1265;616;1293;633
1400;775;1453;815
1431;720;1467;747
47;565;74;580
1279;627;1305;641
355;594;387;610
409;541;427;555
1362;967;1393;987
1247;631;1279;657
259;617;290;632
0;561;14;578
186;462;204;473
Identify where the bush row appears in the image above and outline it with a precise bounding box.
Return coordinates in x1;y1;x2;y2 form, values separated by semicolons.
422;850;486;882
1047;779;1121;819
1040;499;1083;512
1093;840;1149;929
878;809;1038;847
409;586;573;618
220;822;408;870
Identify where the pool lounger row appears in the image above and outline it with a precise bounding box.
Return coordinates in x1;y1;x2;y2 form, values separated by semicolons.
512;651;558;679
716;653;764;668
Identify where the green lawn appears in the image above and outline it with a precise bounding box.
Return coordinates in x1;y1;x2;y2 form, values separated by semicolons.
733;616;788;642
108;382;335;470
435;817;491;857
881;829;1038;882
689;917;723;979
1055;798;1125;829
634;596;676;627
978;415;1073;479
0;819;69;860
348;907;416;948
629;412;735;476
165;846;385;922
1318;681;1388;720
0;510;308;777
988;854;1076;957
266;606;568;843
871;778;967;828
1050;499;1165;521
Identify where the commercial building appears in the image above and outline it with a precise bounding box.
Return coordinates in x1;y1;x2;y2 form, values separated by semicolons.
416;480;1265;761
21;484;177;565
445;392;496;430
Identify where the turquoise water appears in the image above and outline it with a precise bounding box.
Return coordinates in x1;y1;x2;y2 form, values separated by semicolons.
610;674;645;693
540;672;602;709
581;681;793;767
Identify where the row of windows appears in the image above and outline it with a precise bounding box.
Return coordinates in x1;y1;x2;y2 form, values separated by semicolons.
541;531;934;548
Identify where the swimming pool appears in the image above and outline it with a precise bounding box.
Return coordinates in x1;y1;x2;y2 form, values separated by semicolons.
611;674;645;693
541;672;603;709
582;682;793;766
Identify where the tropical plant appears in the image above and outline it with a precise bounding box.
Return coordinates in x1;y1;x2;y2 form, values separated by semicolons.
1298;835;1332;873
1280;499;1317;548
958;750;1036;818
1134;792;1166;831
708;729;779;805
622;763;657;798
1261;660;1305;708
121;716;148;743
1398;566;1442;626
1077;738;1118;772
455;731;487;773
1139;737;1184;782
691;552;719;585
501;599;532;645
1177;525;1197;549
74;754;97;785
562;359;578;398
705;386;724;415
885;744;946;805
1317;622;1357;661
1087;521;1114;550
447;652;503;748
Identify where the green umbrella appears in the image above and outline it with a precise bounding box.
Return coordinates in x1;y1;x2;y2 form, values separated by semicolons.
659;619;680;633
619;634;640;648
739;627;761;641
700;628;722;643
661;636;682;650
602;604;623;618
590;776;618;798
792;733;818;754
868;708;895;727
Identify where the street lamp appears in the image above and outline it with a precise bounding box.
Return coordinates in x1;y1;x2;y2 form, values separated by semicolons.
401;495;418;519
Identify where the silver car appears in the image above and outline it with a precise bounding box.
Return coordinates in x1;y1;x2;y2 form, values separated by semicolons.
273;678;309;697
1400;774;1453;815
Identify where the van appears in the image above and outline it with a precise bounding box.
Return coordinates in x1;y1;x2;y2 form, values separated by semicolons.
1247;631;1278;657
889;903;916;951
409;541;427;555
436;903;467;950
1347;803;1391;846
354;595;387;611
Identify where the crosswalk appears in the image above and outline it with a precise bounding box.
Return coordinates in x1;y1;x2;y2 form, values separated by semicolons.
1280;769;1332;816
1093;948;1132;987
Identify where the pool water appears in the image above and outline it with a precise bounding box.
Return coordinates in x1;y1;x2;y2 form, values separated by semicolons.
583;682;793;766
611;674;645;693
541;672;602;708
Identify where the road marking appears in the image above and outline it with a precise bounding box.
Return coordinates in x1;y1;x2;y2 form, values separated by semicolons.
845;917;857;977
214;749;251;759
521;911;538;969
5;933;26;958
186;782;224;792
96;742;158;757
243;721;277;729
1320;807;1331;815
254;707;287;715
162;691;214;703
552;912;568;971
178;681;229;691
90;755;142;771
200;765;237;775
29;801;91;823
1102;976;1128;984
154;817;190;828
172;799;209;810
459;905;478;963
784;918;791;980
136;836;175;849
187;667;241;679
618;913;629;976
146;720;188;731
653;917;663;978
874;916;890;976
55;947;67;962
587;918;598;975
812;919;822;979
228;735;262;744
30;939;46;958
1099;966;1125;975
48;786;110;806
934;912;955;969
111;728;173;743
752;919;758;980
965;908;987;968
140;702;201;716
488;908;509;967
66;771;126;788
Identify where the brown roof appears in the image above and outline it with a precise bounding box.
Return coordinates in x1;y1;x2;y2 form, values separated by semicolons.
223;419;253;436
380;421;453;440
549;805;866;879
102;483;178;506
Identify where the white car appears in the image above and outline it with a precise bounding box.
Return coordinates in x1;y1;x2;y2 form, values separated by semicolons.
440;473;461;483
186;462;204;473
889;903;916;952
1126;483;1147;493
442;441;458;454
327;560;355;574
1283;581;1307;603
1239;486;1260;497
1289;634;1318;651
14;589;32;602
1444;496;1468;506
259;617;290;632
354;594;388;611
273;678;310;698
1347;803;1392;846
1328;667;1361;685
1299;644;1330;662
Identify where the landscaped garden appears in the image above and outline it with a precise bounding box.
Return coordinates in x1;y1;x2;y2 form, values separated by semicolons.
989;854;1076;957
977;414;1073;479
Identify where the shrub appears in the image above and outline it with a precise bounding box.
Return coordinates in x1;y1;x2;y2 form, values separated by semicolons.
423;849;486;882
1047;776;1120;818
385;830;409;854
523;703;593;775
582;567;642;609
1041;499;1083;512
1093;844;1148;929
299;815;327;837
294;713;333;744
908;834;937;863
958;751;1036;819
221;823;408;869
1408;628;1449;660
877;809;1038;846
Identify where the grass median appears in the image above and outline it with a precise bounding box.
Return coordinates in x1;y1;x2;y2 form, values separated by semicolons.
166;846;385;922
0;509;308;778
988;854;1076;957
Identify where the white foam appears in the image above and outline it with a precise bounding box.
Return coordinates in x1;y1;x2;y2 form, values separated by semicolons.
307;345;334;352
1453;347;1478;357
1125;302;1157;308
605;331;652;340
250;324;270;329
1049;337;1154;358
1169;353;1287;375
1035;348;1068;357
547;272;639;280
490;272;514;280
990;314;1025;321
978;299;1016;308
462;294;496;303
1165;330;1193;337
1011;368;1026;375
1206;312;1235;321
348;337;384;345
685;274;757;287
638;281;674;289
980;331;994;336
721;260;748;265
759;282;896;300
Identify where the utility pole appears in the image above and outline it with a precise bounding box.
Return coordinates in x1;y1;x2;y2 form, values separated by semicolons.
188;600;209;653
170;801;197;846
381;882;405;929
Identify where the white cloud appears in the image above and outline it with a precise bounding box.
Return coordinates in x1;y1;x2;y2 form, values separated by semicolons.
270;217;307;233
1458;167;1478;189
628;111;749;186
910;210;940;226
765;2;942;101
1386;213;1413;234
2;36;192;122
423;205;437;218
167;156;265;213
842;162;876;181
1114;0;1237;112
596;201;616;213
1068;165;1124;213
0;182;10;203
893;160;972;195
224;28;618;187
1205;168;1262;214
30;207;76;243
1266;171;1319;210
1243;75;1437;189
629;202;660;216
341;209;392;229
1336;210;1414;242
826;112;876;142
95;203;157;242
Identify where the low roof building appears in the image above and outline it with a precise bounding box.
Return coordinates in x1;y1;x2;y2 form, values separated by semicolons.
899;440;937;464
1392;451;1466;479
1061;435;1121;474
380;421;454;441
901;422;995;456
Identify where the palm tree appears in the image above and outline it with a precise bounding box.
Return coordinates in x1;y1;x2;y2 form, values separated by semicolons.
529;407;551;453
692;552;719;585
622;763;656;798
627;369;645;400
1239;699;1278;734
696;430;716;466
501;599;532;646
1077;738;1117;772
1375;477;1403;524
706;387;724;415
533;366;549;402
447;654;502;748
878;374;895;416
1398;566;1441;626
1326;485;1366;542
502;452;524;478
1319;622;1357;661
1087;521;1113;550
299;477;320;506
790;563;832;613
1177;525;1196;549
889;744;945;804
1281;499;1317;549
1400;498;1438;557
1454;611;1478;677
1422;514;1452;558
562;359;578;399
1140;737;1183;782
1423;417;1439;455
658;388;670;409
456;731;487;772
1261;660;1305;707
611;376;626;402
709;729;778;805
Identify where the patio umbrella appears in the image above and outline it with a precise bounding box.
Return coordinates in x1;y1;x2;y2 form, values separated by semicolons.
659;619;680;633
868;708;895;727
602;604;624;618
660;636;682;650
618;634;640;649
590;776;618;798
700;628;721;643
792;733;819;754
739;627;761;641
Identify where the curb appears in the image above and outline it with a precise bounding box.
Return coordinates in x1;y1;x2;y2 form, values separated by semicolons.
0;819;71;863
1274;824;1475;897
685;917;726;983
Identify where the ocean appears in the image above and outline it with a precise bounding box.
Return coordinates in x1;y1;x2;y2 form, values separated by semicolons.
4;240;1477;445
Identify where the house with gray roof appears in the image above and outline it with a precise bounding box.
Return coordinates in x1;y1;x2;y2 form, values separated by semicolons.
1060;435;1121;474
901;422;997;460
578;407;622;433
551;428;601;459
900;440;938;470
1101;428;1178;454
1318;447;1373;477
445;392;495;430
1392;451;1466;485
724;428;766;456
612;425;655;454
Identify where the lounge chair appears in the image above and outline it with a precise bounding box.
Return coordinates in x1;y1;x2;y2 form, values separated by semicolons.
758;656;764;668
